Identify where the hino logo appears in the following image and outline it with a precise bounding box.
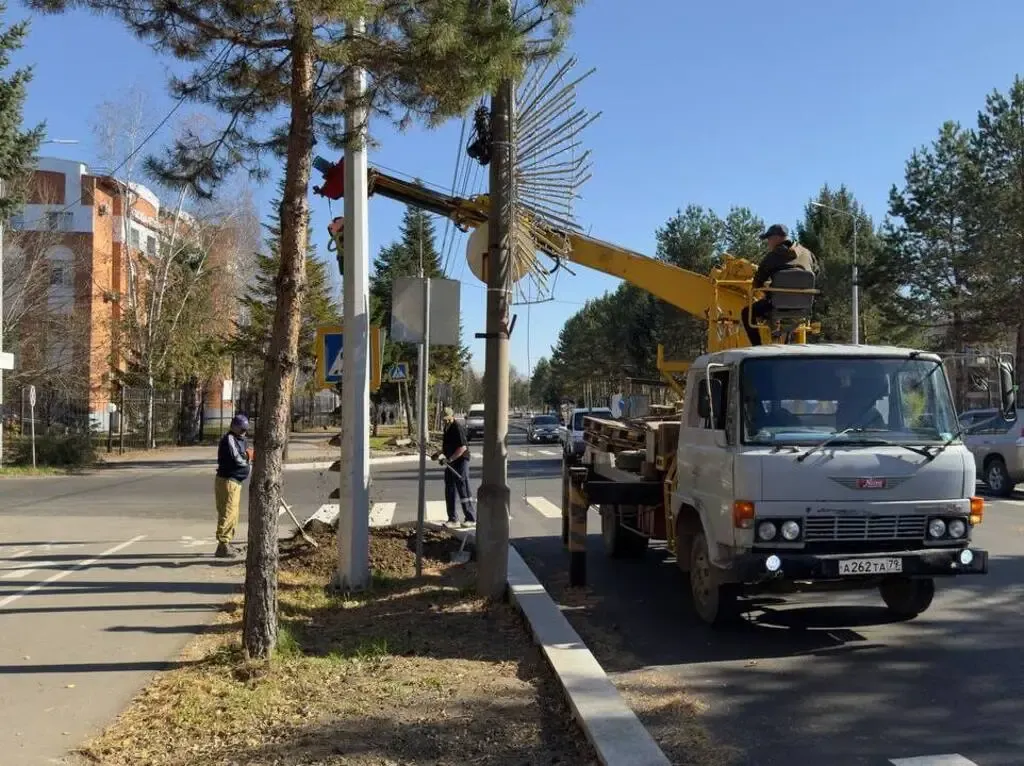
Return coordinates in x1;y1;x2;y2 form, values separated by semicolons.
830;476;908;491
857;478;887;489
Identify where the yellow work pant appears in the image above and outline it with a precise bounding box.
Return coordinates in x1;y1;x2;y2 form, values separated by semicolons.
214;477;242;544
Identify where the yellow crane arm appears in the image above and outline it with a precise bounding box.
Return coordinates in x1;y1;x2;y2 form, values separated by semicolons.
360;168;752;326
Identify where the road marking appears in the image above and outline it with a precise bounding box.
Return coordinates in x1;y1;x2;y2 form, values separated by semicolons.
889;755;980;765
5;550;30;560
539;449;559;456
1;561;60;580
0;536;146;609
426;500;449;522
525;496;563;519
369;502;397;526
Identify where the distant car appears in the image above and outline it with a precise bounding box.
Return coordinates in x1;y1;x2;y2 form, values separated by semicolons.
465;403;485;441
961;407;1024;496
527;414;560;444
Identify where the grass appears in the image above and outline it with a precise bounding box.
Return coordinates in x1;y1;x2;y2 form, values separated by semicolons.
73;527;599;766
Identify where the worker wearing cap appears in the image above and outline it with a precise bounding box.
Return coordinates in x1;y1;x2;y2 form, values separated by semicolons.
741;223;816;346
433;407;476;527
214;413;252;558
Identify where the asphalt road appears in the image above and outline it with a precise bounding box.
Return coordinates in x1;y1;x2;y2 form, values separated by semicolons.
509;464;1024;766
9;425;1020;766
0;424;556;765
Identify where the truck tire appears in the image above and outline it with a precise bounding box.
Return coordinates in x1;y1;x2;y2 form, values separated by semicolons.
689;530;740;626
600;504;648;559
984;456;1014;497
879;577;935;619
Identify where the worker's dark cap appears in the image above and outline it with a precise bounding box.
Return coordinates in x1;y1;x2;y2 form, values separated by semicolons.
759;223;789;240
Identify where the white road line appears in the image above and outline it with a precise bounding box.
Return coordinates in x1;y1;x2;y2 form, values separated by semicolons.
1;561;60;580
525;496;563;519
425;500;449;522
5;550;29;560
0;536;146;609
539;449;559;456
889;755;980;765
369;502;397;527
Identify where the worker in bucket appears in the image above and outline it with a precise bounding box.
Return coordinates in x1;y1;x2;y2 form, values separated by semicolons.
741;223;816;346
432;407;477;528
214;413;252;558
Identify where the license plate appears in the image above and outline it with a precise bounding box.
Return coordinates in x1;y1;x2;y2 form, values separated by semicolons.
838;557;903;576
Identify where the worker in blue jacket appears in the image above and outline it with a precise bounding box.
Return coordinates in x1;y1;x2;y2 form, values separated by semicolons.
214;413;252;558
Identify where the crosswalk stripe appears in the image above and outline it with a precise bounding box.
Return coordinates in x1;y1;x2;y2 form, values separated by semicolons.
425;500;449;521
369;502;397;527
525;496;563;519
889;755;980;765
539;449;559;456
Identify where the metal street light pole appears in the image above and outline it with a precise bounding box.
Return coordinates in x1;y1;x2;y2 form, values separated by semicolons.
811;201;860;344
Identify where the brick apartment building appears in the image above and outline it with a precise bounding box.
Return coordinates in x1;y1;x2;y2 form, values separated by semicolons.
6;156;237;429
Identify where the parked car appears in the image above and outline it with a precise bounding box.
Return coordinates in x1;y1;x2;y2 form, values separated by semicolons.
526;414;560;444
465;403;485;441
560;406;615;458
961;407;1024;496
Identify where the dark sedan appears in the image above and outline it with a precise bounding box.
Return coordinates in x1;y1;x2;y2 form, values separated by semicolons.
527;414;560;444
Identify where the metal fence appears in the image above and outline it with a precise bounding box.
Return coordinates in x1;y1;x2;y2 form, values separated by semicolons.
0;383;199;466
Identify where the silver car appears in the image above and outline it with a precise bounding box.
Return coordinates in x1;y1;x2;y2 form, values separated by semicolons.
961;407;1024;496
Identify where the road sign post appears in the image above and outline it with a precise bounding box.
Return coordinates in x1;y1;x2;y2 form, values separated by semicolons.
28;384;36;469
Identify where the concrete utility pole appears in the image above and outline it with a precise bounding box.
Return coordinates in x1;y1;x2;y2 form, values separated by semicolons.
335;16;371;591
476;77;514;600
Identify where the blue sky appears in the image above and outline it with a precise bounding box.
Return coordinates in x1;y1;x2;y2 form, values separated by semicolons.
12;0;1024;377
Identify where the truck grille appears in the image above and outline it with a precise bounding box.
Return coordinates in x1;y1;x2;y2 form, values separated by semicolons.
803;514;926;542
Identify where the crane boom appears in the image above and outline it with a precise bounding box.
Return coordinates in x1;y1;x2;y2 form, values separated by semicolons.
314;159;757;344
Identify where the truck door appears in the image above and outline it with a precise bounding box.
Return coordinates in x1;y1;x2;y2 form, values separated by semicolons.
676;367;735;558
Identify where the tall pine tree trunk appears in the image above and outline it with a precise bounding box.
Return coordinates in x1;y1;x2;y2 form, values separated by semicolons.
242;18;314;660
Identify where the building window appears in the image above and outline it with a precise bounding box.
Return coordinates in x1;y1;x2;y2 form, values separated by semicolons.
146;235;156;257
50;262;73;287
44;211;73;232
129;228;140;250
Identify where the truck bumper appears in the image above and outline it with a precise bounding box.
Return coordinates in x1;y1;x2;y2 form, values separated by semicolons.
733;547;989;583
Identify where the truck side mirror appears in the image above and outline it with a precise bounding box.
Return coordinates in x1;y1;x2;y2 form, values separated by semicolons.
998;361;1018;421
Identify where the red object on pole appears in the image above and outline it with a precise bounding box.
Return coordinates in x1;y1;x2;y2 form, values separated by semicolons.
313;156;346;200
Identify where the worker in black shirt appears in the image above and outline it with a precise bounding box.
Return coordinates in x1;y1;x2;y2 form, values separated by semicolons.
741;223;816;346
214;413;252;558
433;407;476;527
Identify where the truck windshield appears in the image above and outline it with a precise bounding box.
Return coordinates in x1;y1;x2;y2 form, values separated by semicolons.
740;357;957;446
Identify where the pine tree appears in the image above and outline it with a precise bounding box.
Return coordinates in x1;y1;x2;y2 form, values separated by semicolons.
0;4;44;217
232;181;341;393
370;205;471;410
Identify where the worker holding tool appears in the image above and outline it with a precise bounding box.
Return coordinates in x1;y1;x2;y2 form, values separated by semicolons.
741;223;816;346
214;413;252;559
432;407;476;527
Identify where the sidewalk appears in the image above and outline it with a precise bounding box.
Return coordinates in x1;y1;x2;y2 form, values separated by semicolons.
95;432;413;469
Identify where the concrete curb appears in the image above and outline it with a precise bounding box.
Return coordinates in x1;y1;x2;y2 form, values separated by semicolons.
506;547;671;766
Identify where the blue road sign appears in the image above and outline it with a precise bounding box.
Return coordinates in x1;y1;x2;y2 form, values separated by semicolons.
322;331;344;386
388;362;409;382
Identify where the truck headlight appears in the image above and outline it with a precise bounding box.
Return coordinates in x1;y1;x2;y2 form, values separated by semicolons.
756;521;777;541
927;518;947;538
781;520;801;541
948;519;966;539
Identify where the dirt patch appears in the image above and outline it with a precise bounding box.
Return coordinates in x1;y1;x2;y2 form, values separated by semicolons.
74;527;598;766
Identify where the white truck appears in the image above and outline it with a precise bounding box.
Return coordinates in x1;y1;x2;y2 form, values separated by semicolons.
563;344;1017;625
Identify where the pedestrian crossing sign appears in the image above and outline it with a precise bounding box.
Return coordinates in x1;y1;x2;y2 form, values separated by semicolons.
388;362;409;382
315;323;385;392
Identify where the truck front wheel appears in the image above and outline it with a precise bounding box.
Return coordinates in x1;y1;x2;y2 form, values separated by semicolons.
689;531;740;625
879;577;935;619
600;504;648;558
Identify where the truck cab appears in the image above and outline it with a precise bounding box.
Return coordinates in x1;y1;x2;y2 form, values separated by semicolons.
670;344;1013;623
